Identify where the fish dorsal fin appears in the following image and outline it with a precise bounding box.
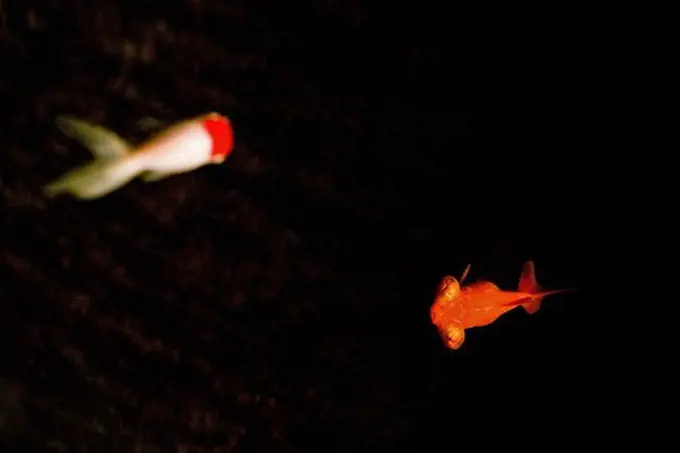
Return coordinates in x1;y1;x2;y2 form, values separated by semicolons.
56;115;132;160
137;116;167;133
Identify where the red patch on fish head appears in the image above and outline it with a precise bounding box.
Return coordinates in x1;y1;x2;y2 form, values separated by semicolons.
201;113;234;162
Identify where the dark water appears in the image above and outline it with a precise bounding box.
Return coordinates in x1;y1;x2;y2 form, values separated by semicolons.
0;1;620;451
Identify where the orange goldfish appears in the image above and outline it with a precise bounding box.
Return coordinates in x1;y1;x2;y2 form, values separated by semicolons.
430;260;572;350
43;112;234;200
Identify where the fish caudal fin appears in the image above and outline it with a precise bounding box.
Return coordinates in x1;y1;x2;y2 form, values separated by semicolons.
45;115;146;200
56;115;132;160
42;155;146;200
517;260;572;314
518;260;544;313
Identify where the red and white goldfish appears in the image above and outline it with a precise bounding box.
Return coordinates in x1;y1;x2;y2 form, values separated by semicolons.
43;112;234;200
430;260;573;350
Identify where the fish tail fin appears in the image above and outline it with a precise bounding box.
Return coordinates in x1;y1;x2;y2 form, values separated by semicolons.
517;260;573;314
42;154;147;200
55;115;132;160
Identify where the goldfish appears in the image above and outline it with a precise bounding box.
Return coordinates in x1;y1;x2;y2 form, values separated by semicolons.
430;260;573;350
42;112;234;200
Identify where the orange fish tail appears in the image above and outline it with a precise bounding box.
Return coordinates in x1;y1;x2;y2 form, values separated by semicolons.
523;289;573;313
517;260;573;314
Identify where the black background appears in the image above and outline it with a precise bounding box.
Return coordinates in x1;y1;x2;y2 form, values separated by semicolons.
1;0;636;451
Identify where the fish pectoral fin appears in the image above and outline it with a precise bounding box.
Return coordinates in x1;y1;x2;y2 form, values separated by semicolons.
56;115;132;160
460;264;471;284
140;171;175;183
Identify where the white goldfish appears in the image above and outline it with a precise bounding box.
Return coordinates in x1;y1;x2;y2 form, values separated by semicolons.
43;112;234;200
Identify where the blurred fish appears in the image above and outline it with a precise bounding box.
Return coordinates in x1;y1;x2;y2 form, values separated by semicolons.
43;112;234;200
430;260;574;350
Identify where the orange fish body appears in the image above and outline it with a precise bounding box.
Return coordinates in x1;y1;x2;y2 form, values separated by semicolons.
430;260;571;350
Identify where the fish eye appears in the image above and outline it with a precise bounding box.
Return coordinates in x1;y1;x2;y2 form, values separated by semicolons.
445;325;465;349
438;276;460;299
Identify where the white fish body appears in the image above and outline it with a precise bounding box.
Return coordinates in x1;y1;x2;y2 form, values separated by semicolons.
135;119;216;178
43;112;234;200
